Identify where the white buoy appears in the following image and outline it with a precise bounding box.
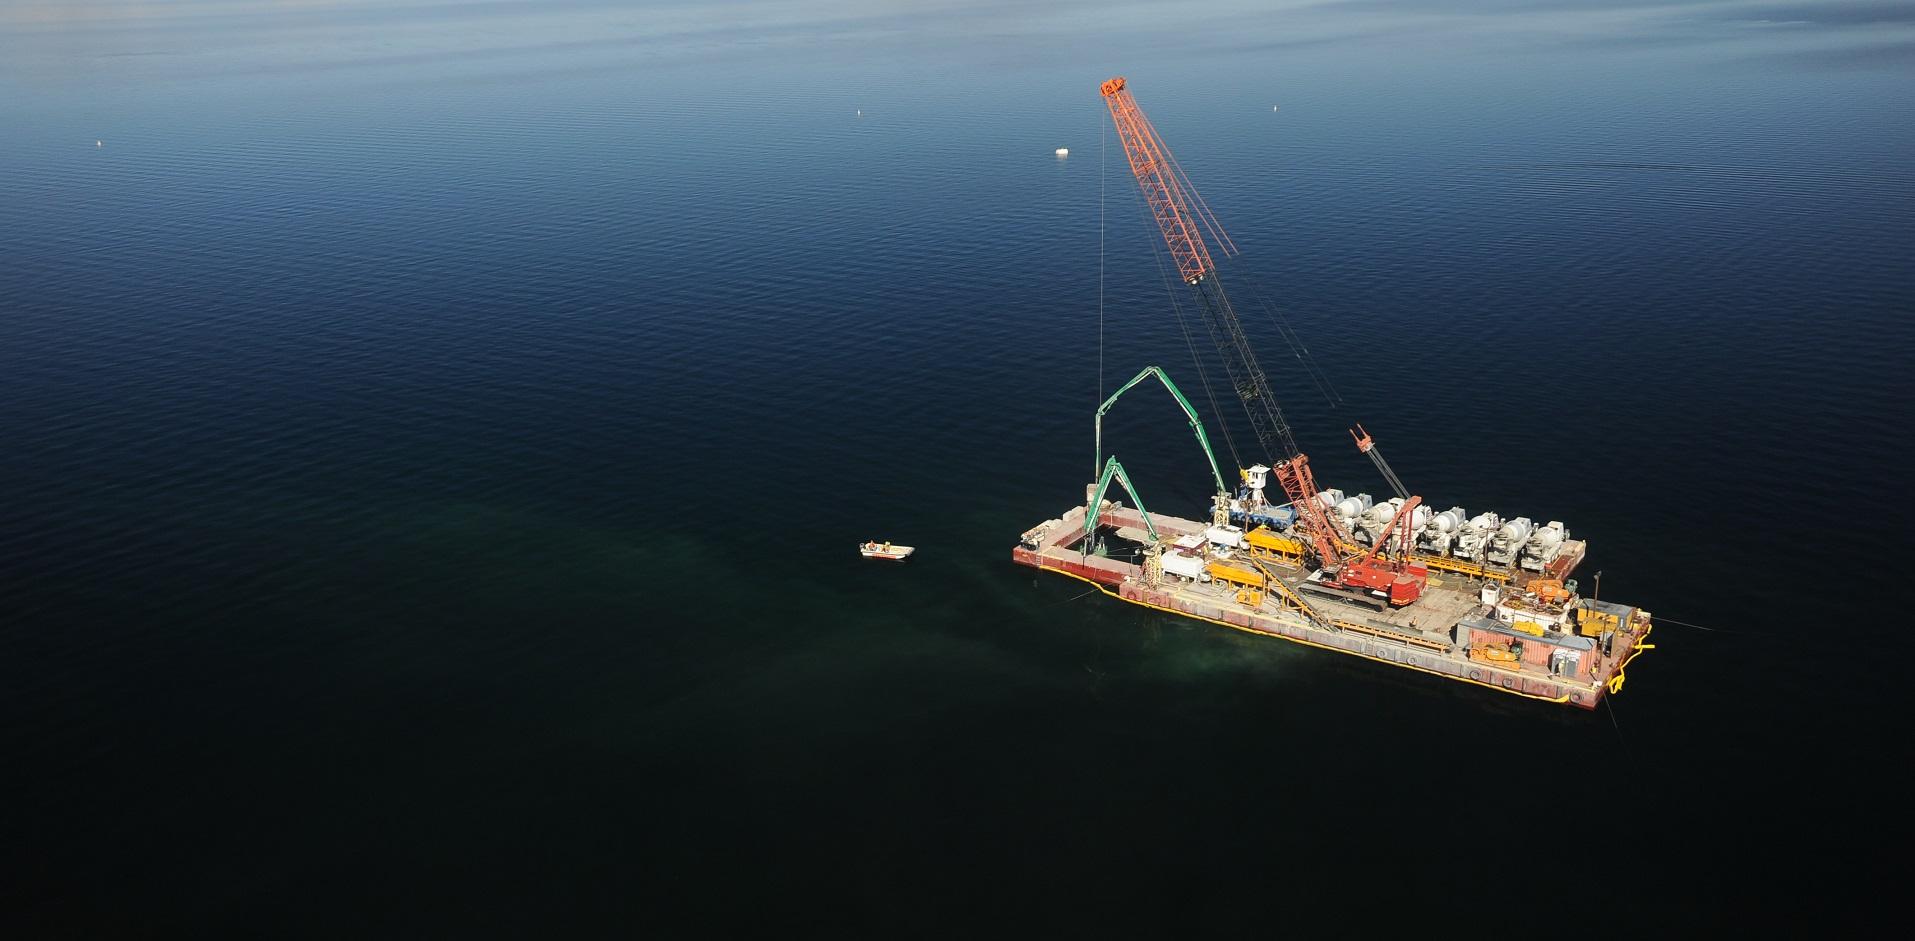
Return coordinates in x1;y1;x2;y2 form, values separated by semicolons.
1272;105;1280;112
856;110;862;116
96;140;103;147
1055;148;1069;157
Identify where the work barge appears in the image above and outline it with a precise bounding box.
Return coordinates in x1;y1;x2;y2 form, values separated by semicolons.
1013;75;1656;708
1013;493;1653;710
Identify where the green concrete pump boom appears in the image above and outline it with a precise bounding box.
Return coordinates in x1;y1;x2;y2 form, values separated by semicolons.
1084;456;1161;545
1094;366;1229;498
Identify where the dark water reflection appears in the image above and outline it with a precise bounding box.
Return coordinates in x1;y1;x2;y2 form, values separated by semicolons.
3;0;1910;930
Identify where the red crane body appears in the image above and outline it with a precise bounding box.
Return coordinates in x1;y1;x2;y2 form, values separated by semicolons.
1335;496;1429;606
1274;454;1351;569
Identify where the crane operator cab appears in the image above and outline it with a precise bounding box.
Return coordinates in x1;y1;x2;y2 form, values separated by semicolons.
1242;464;1271;507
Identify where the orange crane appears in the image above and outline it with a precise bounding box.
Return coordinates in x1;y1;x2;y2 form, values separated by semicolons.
1100;75;1351;568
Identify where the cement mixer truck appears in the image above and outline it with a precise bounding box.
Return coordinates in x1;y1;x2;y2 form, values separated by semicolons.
1520;520;1570;572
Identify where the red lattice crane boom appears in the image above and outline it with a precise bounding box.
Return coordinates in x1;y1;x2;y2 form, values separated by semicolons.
1099;76;1234;285
1101;75;1352;567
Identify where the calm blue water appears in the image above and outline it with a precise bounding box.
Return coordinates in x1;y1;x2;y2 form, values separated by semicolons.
5;0;1912;931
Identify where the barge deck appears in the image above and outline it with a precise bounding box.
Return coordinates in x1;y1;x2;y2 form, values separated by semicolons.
1014;502;1653;709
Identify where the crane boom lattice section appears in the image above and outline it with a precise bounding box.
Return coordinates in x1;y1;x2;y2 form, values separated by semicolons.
1190;276;1302;467
1100;76;1223;286
1275;453;1352;565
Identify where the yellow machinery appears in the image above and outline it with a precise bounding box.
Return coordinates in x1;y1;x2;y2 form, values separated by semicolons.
1220;552;1339;632
1413;553;1512;582
1528;579;1572;605
1244;526;1305;564
1208;560;1270;610
1575;599;1636;638
1206;560;1266;590
1470;642;1523;666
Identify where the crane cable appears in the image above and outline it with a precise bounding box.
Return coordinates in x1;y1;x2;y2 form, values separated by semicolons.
1100;112;1243;475
1155;233;1244;472
1097;111;1105;477
1122;178;1244;472
1160;135;1342;412
1225;257;1347;411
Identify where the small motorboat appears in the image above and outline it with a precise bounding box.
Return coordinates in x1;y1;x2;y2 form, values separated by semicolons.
860;540;914;561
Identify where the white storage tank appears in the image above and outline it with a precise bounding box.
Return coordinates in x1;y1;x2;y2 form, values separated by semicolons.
1161;552;1208;580
1206;525;1246;549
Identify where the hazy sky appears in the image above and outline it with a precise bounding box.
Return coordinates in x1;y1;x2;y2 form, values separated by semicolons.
4;0;1911;79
